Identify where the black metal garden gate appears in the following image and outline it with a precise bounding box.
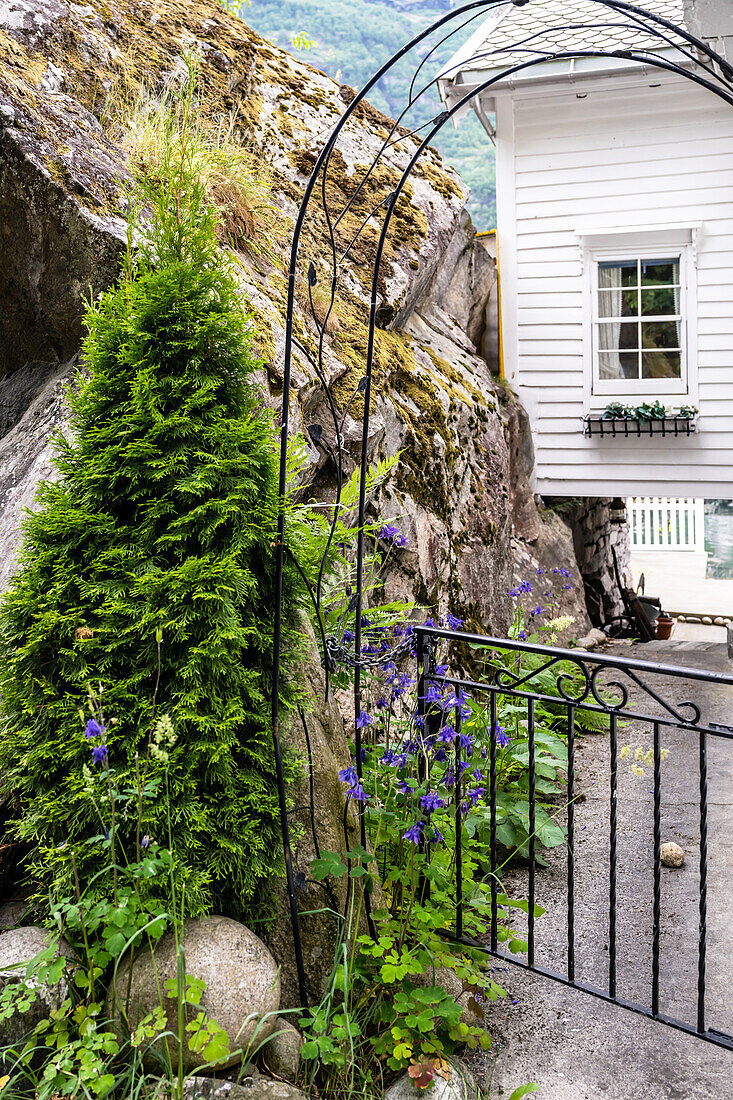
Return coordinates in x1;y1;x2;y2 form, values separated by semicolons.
412;625;733;1052
269;0;733;1047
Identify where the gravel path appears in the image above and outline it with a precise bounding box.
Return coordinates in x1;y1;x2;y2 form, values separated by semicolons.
467;639;733;1100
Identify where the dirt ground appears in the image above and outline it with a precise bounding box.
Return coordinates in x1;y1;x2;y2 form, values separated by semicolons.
466;638;733;1100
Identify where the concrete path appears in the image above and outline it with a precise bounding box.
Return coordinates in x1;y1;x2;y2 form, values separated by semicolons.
468;640;733;1100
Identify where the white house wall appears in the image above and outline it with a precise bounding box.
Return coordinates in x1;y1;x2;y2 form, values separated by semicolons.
495;72;733;498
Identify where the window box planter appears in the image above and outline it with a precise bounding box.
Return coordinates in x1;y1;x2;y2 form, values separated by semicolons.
583;414;697;438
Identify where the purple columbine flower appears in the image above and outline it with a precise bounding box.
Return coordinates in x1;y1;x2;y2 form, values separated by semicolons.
508;587;521;598
435;663;448;676
91;743;108;767
339;765;357;785
444;768;456;787
422;682;443;705
423;616;437;629
402;821;424;844
518;580;533;594
518;630;528;641
380;749;396;766
356;710;373;730
531;605;547;617
376;696;388;709
468;786;486;806
494;722;511;749
85;718;105;740
437;724;456;744
430;825;445;846
446;612;464;630
379;524;407;547
420;791;447;814
434;747;446;762
459;732;474;753
349;782;367;802
397;779;414;795
141;835;151;850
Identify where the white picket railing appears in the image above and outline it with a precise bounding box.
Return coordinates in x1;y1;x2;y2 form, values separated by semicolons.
627;497;705;552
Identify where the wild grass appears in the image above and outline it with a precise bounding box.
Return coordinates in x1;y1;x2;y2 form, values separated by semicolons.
107;54;283;264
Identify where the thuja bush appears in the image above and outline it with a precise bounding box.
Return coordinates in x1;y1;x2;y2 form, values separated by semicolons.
0;71;307;919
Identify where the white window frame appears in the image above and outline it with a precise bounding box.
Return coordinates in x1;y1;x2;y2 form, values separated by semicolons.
579;226;699;409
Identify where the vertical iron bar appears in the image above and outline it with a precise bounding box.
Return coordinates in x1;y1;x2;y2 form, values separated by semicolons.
698;730;708;1034
567;704;575;983
609;712;618;999
490;690;498;953
652;720;662;1016
454;703;463;939
271;273;308;1008
416;634;430;905
528;696;536;968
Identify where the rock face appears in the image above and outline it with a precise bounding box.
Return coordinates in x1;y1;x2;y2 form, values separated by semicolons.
0;0;523;635
0;926;73;1050
109;917;281;1072
0;0;586;1009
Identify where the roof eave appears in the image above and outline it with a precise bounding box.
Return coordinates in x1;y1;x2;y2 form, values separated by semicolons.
438;46;696;109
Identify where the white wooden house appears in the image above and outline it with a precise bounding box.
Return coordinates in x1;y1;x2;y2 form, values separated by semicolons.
439;0;733;500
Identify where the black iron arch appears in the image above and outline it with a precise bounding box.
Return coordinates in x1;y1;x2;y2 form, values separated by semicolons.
269;0;733;1005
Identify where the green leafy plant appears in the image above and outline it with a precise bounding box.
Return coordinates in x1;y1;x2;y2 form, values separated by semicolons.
0;58;313;921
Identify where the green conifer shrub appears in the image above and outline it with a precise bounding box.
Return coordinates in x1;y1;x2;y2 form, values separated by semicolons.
0;69;307;919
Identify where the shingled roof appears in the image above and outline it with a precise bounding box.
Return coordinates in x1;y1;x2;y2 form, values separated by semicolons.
444;0;689;78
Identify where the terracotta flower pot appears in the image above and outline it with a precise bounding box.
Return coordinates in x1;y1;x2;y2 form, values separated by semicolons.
656;615;674;640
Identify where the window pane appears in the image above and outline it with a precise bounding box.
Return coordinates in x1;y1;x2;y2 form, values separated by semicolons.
640;258;679;286
599;351;639;379
641;320;681;350
597;320;639;353
641;287;678;316
598;288;638;317
641;351;681;378
599;260;638;289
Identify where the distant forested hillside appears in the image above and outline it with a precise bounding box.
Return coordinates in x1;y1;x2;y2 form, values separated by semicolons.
242;0;497;228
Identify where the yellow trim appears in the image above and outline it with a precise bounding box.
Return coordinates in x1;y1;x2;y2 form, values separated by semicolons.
495;231;504;380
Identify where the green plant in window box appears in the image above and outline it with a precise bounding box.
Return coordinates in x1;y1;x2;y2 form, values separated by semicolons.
678;405;698;419
634;401;669;421
602;401;633;419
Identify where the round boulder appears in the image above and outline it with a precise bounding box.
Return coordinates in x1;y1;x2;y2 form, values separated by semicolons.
109;916;281;1072
660;842;685;868
0;926;74;1051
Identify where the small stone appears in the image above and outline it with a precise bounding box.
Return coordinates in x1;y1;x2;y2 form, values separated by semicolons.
702;616;713;625
109;917;281;1072
385;1057;478;1100
262;1017;303;1082
179;1071;307;1099
660;842;685;868
0;103;15;126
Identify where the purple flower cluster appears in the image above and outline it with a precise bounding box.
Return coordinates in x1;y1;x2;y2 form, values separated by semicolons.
85;718;108;767
378;524;408;548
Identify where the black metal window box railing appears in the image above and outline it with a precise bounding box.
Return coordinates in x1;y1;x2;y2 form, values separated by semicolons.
583;415;697;439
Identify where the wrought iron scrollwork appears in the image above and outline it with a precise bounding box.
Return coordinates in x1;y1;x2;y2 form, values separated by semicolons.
269;0;733;1007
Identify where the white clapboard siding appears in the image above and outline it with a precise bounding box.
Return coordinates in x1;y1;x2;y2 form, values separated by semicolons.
493;71;733;498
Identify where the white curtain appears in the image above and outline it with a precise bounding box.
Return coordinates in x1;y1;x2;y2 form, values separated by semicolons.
598;263;623;378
